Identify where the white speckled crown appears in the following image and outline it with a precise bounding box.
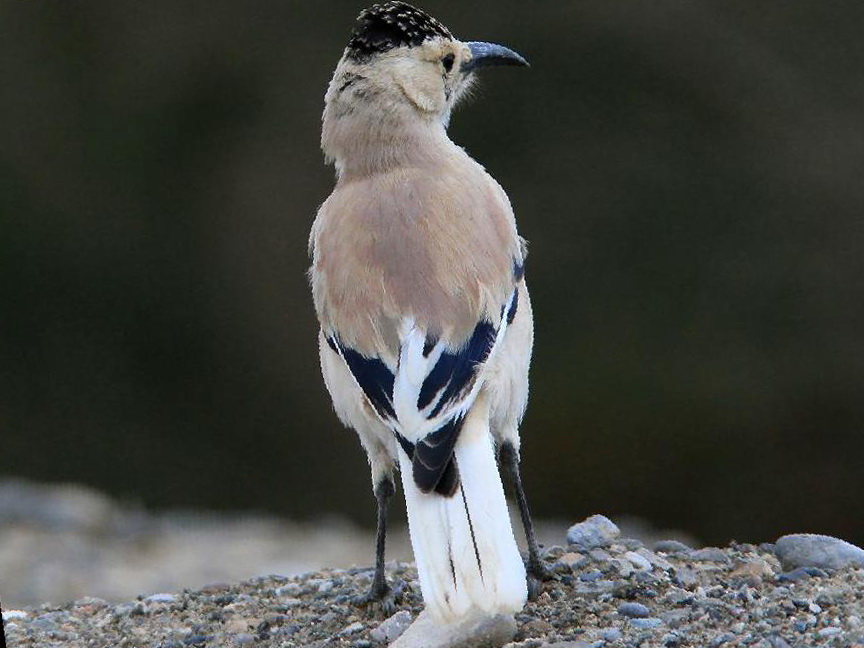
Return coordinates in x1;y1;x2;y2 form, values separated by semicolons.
346;2;453;61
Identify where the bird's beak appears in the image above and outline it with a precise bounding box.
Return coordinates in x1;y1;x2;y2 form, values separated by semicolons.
462;41;529;73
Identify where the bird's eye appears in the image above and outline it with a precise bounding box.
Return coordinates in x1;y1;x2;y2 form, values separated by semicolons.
441;53;455;73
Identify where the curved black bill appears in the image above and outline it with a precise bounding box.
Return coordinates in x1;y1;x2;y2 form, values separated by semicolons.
462;41;529;73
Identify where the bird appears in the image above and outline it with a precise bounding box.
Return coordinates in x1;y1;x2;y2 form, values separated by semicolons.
309;1;549;623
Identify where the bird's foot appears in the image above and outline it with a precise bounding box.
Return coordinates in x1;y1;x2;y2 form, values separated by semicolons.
525;555;555;600
527;555;555;582
527;574;543;601
351;579;405;616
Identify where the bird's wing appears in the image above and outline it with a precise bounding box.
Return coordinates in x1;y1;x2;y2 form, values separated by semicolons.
325;284;519;496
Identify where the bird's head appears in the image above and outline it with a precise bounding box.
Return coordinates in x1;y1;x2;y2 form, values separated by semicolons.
322;2;527;172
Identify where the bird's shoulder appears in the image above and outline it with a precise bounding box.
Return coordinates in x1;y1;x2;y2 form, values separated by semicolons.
312;154;518;263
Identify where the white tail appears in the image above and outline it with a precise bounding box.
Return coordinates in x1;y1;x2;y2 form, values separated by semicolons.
397;405;527;623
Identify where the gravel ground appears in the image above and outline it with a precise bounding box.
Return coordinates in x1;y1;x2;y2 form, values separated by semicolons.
4;517;864;647
0;479;413;608
0;480;685;609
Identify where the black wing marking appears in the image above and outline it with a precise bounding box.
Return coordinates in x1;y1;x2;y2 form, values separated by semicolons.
417;321;497;417
327;334;396;421
394;429;461;496
406;287;518;496
412;415;465;495
328;281;521;499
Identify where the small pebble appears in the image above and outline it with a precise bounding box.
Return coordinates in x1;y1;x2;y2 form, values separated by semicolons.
638;548;673;571
765;638;792;648
224;618;250;634
817;627;842;638
370;610;413;643
338;621;364;636
624;551;652;571
589;548;612;563
654;540;692;554
659;609;691;628
672;567;698;589
73;596;111;609
775;534;864;571
566;515;620;549
664;590;693;605
709;632;735;647
391;611;516;648
630;617;663;629
579;570;603;582
559;552;588;568
618;602;650;618
600;627;621;641
776;567;827;583
690;548;731;564
634;571;658;585
612;559;633;578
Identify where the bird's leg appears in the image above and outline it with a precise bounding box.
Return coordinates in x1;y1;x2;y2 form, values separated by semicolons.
499;442;554;586
352;475;402;613
369;475;393;599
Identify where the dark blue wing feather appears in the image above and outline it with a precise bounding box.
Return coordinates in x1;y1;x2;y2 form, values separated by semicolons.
327;282;519;498
513;258;525;281
417;321;497;417
327;335;396;421
412;415;465;495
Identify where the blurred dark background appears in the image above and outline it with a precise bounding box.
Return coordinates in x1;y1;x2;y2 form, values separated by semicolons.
2;0;863;547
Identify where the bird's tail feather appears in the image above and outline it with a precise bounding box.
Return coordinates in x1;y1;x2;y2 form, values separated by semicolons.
397;409;527;622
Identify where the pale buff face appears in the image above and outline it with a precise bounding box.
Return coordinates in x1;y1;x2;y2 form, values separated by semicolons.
327;38;480;121
365;38;476;117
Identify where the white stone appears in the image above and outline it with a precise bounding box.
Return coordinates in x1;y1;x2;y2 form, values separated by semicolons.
390;610;516;648
338;621;364;635
624;550;652;571
566;515;620;549
371;610;413;643
775;534;864;571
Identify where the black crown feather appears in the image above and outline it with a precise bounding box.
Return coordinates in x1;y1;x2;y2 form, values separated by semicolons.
346;2;453;61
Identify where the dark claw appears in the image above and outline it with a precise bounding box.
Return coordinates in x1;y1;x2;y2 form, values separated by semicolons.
524;554;555;600
527;555;555;582
351;579;405;616
527;574;543;601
